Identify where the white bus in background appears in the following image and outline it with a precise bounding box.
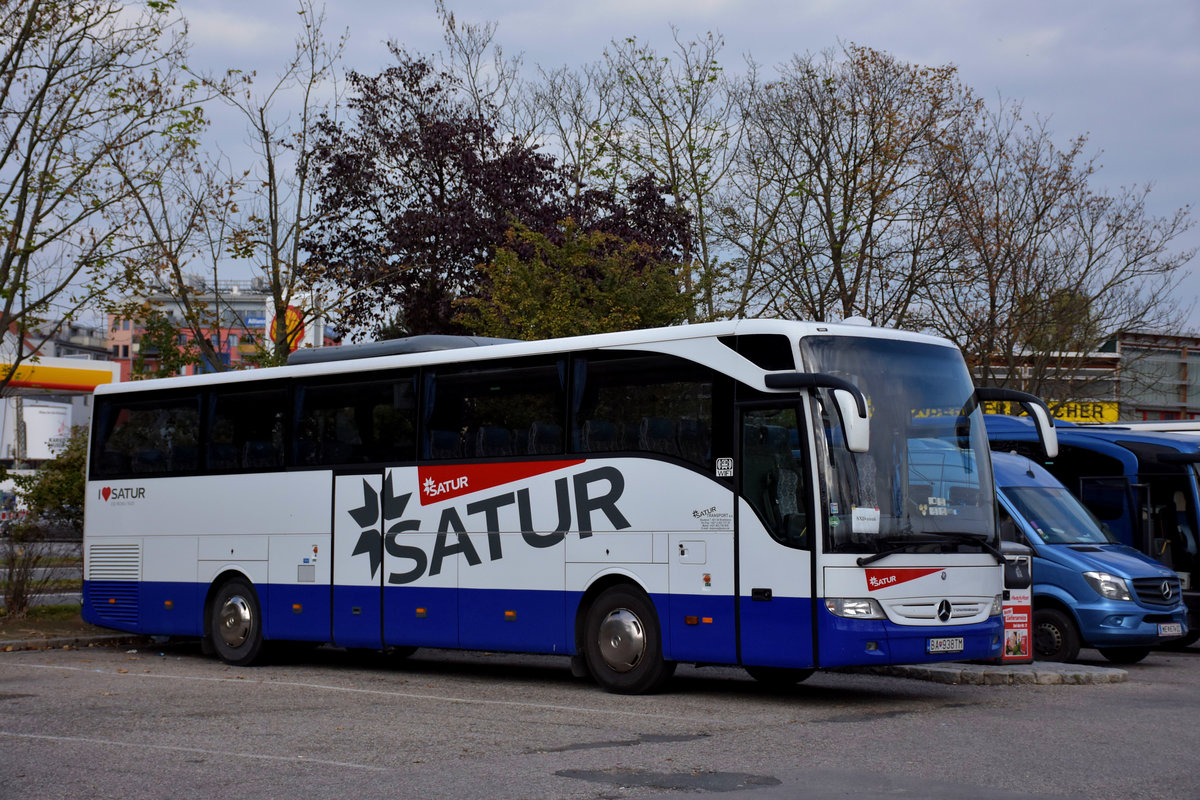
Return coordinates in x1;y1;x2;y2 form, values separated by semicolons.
82;320;1056;693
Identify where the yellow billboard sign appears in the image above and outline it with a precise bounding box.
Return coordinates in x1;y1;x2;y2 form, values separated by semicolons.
983;400;1118;423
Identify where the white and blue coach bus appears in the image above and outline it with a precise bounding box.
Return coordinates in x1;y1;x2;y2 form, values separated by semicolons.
82;320;1056;693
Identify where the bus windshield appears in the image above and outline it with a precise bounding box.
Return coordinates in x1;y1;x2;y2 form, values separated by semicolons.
800;335;996;555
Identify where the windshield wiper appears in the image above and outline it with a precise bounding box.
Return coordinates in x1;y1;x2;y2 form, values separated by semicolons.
856;536;948;566
856;531;1005;566
923;531;1005;564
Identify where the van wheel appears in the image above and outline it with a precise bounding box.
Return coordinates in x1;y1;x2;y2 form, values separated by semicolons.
1097;646;1150;664
1033;608;1080;663
745;666;815;687
583;586;675;694
209;577;266;666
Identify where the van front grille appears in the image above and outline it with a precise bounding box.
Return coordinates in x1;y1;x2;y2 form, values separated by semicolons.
1132;577;1182;607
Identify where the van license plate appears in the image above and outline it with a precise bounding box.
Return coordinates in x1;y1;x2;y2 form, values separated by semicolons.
1159;623;1184;637
927;636;964;654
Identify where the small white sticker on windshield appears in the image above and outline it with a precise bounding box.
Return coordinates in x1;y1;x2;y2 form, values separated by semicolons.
852;506;880;534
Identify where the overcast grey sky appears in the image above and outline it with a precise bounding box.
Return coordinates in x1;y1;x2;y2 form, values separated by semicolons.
186;0;1200;329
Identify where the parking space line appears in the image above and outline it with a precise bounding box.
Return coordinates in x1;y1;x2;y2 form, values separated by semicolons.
4;662;708;722
0;730;389;771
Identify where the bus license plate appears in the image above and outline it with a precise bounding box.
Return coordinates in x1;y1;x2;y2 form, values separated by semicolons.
1159;623;1184;637
927;636;964;654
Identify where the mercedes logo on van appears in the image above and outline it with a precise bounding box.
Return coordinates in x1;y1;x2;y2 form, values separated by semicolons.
937;600;952;622
1162;580;1174;601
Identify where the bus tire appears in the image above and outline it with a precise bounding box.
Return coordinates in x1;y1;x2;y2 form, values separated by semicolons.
1097;646;1150;664
1033;607;1080;663
583;586;675;694
744;666;815;687
209;577;266;666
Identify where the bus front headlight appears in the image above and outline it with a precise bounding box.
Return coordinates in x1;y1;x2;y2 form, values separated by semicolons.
825;598;885;619
1083;571;1132;601
991;594;1003;616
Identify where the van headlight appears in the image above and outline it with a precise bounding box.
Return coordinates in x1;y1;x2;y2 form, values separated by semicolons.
825;598;885;619
1083;571;1132;601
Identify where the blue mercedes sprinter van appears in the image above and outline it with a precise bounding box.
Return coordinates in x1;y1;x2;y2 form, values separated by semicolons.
987;414;1200;646
992;452;1187;663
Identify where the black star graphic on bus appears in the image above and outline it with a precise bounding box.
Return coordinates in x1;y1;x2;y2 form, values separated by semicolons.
349;474;418;579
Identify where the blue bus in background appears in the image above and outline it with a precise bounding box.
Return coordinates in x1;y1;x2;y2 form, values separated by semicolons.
986;415;1200;647
993;452;1186;663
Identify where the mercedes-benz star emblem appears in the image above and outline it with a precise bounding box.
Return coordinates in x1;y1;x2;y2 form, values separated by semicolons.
1162;580;1174;600
937;599;952;622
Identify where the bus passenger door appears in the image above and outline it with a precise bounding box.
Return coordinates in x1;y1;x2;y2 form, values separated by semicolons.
736;405;816;668
332;471;385;648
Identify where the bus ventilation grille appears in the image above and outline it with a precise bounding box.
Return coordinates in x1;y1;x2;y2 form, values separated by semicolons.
84;582;140;625
86;544;141;581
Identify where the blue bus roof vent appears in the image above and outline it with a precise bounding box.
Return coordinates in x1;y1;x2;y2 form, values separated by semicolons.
287;335;521;365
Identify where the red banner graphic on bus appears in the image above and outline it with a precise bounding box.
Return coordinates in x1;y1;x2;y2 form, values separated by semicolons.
417;460;584;505
865;567;943;591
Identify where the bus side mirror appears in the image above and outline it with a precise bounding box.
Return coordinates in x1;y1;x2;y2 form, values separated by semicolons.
832;388;870;453
765;372;871;454
975;387;1058;459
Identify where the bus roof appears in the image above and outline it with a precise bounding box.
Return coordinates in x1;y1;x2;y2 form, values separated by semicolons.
94;318;958;396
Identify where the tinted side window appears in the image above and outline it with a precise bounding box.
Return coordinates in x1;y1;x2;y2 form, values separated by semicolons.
207;387;286;472
424;358;567;459
294;374;416;466
91;393;201;478
575;352;713;469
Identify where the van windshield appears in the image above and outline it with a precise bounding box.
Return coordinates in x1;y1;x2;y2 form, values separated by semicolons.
1004;486;1118;545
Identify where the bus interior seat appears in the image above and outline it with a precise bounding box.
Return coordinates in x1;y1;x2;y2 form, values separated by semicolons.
243;440;279;469
319;439;353;464
429;429;463;459
131;449;166;473
208;443;239;470
529;422;563;454
476;426;512;457
677;418;709;464
170;445;198;472
294;438;317;465
100;450;130;474
583;419;617;452
640;417;678;456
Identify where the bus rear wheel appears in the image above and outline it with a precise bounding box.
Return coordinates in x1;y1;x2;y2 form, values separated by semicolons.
583;586;675;694
209;577;266;666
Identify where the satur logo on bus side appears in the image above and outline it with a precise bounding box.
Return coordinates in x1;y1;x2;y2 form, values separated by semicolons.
98;486;146;505
349;463;630;585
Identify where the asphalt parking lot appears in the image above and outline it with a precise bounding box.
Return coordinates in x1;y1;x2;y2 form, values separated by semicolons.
2;639;1197;800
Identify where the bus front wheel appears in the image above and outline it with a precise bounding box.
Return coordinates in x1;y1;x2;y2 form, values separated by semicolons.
209;577;266;666
583;586;675;694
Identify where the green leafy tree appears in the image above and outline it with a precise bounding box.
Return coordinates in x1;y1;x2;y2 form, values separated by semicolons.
3;426;87;616
128;304;201;379
459;221;691;339
0;0;207;392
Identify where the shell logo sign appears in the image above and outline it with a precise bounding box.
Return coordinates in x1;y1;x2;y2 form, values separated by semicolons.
269;305;306;352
